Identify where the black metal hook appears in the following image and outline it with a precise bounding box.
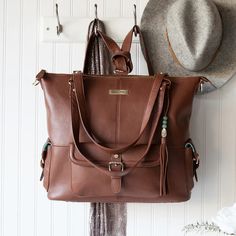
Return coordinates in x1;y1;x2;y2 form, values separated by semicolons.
133;4;138;37
56;3;63;36
94;4;98;35
94;4;98;19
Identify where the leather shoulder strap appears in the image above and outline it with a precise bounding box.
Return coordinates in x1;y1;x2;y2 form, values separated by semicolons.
71;71;164;154
70;72;169;178
121;25;154;75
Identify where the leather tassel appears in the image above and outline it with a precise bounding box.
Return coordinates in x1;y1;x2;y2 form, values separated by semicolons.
160;136;168;196
159;115;169;196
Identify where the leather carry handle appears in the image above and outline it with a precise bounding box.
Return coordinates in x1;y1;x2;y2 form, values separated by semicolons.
71;72;164;154
70;73;169;178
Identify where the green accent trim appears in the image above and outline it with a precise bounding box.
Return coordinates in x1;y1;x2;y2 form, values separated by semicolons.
42;139;51;152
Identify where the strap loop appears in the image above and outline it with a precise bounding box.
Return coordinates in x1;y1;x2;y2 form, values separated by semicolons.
111;51;133;73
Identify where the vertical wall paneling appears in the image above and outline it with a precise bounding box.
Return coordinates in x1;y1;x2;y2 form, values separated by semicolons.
138;46;149;75
3;1;21;236
203;91;220;220
188;95;207;236
72;0;87;17
37;0;53;235
104;0;121;17
0;0;7;236
0;1;236;236
122;0;139;18
220;79;236;206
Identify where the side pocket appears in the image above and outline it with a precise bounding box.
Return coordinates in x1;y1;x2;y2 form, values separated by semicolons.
185;145;194;191
43;146;52;191
40;139;52;192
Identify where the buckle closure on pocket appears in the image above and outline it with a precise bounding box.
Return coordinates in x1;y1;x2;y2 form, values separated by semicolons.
185;141;200;181
185;142;199;165
108;161;124;172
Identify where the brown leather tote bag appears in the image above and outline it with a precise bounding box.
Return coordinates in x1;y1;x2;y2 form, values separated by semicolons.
36;26;206;203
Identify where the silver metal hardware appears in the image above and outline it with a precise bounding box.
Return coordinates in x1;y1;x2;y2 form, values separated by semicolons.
108;161;124;172
55;3;63;36
185;142;196;153
200;81;204;92
73;70;81;74
109;89;128;95
68;78;73;85
33;80;40;86
185;142;199;164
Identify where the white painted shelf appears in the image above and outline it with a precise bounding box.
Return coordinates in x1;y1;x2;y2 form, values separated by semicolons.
41;17;141;43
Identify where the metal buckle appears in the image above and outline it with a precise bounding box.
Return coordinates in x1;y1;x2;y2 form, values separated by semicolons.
108;161;124;172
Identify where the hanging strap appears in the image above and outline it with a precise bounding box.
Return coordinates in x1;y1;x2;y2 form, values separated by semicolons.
83;25;154;75
121;25;154;75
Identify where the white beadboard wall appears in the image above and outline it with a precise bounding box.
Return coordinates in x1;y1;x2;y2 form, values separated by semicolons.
0;0;235;235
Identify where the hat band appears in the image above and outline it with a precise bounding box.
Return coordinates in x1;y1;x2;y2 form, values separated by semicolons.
165;29;222;72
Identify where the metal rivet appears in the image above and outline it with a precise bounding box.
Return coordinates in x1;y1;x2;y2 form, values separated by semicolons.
46;27;50;31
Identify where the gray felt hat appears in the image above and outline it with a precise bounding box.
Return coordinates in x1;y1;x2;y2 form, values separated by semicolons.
141;0;236;93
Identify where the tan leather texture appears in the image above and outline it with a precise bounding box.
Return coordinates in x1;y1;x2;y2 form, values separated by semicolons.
37;26;203;203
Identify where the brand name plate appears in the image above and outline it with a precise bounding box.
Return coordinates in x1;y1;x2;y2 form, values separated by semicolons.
109;89;128;95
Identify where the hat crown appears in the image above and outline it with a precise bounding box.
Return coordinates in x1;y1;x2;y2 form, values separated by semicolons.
166;0;222;71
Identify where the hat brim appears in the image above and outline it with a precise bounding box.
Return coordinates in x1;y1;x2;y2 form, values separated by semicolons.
140;0;236;94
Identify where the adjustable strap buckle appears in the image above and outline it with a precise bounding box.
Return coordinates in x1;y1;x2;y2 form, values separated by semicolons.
112;51;133;74
108;161;124;172
185;142;199;164
185;141;200;181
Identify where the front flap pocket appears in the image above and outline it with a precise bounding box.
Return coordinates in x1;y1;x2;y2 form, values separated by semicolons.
69;143;162;198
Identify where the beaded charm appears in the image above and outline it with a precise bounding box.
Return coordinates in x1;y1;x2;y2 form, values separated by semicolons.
161;116;168;138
